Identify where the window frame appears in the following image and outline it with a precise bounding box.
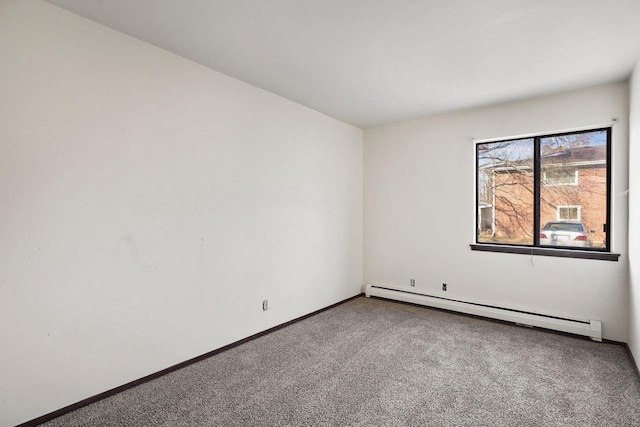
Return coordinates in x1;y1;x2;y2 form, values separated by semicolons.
471;127;618;261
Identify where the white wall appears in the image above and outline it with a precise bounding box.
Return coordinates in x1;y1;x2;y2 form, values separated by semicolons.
365;82;629;342
629;60;640;365
0;1;363;425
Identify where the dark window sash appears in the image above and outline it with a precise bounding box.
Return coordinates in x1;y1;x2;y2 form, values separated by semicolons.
475;127;612;254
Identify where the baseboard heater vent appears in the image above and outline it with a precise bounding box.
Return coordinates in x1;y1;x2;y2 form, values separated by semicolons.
365;283;602;342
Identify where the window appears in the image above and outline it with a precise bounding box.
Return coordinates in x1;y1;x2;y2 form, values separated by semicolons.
557;205;580;221
543;168;578;186
475;128;611;254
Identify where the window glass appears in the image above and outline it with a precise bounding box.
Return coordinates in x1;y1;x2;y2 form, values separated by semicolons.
539;130;608;249
477;138;534;245
476;128;609;251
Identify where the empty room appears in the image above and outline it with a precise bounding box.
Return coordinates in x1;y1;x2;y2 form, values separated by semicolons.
2;0;640;426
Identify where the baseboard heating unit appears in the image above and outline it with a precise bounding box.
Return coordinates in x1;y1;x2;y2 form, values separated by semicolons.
365;283;602;342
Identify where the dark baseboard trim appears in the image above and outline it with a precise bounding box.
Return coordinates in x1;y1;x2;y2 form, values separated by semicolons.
15;293;364;427
626;344;640;380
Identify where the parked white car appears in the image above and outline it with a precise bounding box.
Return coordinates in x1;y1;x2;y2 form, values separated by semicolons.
540;221;592;247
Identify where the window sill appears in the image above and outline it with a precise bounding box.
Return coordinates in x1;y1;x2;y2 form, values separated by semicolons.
469;244;619;261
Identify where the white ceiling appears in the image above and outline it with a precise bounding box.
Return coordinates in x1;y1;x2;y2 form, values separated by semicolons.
46;0;640;129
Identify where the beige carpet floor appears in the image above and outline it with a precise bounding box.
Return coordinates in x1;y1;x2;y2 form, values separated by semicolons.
42;296;640;426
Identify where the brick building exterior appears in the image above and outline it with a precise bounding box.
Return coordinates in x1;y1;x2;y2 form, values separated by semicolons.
479;145;607;248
